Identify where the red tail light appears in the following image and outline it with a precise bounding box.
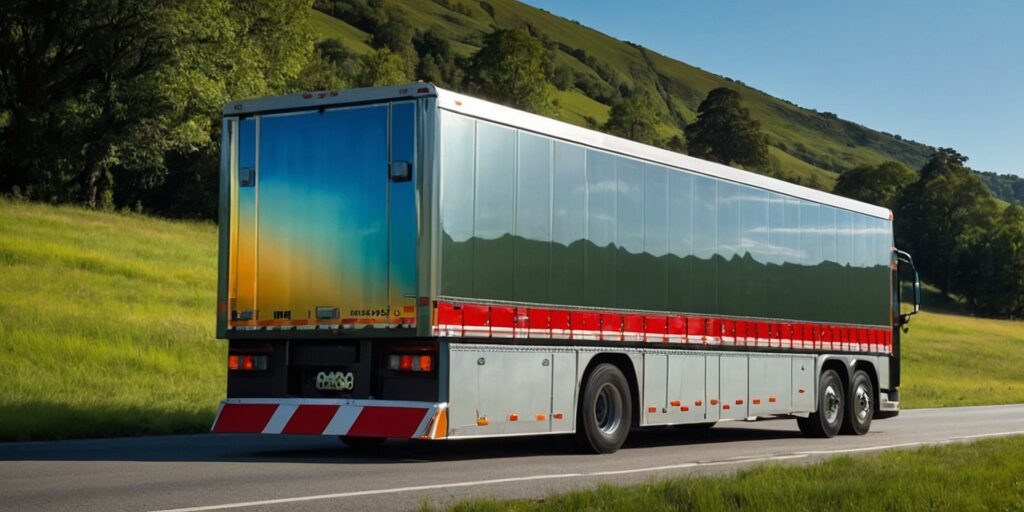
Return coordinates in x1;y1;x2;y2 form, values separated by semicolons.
228;354;268;371
389;354;434;372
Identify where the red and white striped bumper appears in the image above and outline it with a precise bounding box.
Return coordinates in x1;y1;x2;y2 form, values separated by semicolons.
211;399;448;439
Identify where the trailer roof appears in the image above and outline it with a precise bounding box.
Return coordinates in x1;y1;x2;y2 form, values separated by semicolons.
225;83;892;220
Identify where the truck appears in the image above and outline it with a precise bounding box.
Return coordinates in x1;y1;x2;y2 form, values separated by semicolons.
211;84;921;453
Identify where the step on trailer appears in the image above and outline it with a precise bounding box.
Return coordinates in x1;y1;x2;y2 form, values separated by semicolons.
212;84;921;453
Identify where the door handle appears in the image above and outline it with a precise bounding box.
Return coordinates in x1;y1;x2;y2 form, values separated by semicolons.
389;161;412;182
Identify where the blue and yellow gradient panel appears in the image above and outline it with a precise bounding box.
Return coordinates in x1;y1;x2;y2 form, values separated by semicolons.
228;103;417;329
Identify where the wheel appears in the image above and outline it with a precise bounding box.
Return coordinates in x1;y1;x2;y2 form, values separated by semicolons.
841;370;874;435
798;369;845;438
340;436;386;451
575;363;633;454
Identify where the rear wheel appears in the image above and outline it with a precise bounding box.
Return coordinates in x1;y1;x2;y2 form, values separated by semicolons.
575;363;632;454
797;369;844;438
841;370;874;435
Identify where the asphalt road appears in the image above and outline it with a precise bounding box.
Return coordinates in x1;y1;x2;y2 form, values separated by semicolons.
1;404;1022;512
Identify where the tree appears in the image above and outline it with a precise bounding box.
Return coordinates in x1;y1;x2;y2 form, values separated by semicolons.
684;87;769;170
833;161;916;209
953;205;1024;317
356;48;409;87
413;29;463;88
466;28;553;114
603;92;659;145
894;149;999;295
0;0;315;215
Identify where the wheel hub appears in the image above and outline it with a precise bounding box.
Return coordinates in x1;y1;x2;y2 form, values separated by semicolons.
855;384;871;422
594;383;622;435
824;385;841;424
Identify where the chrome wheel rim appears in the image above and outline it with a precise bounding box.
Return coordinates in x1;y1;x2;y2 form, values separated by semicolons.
594;383;623;435
824;384;841;424
855;384;872;422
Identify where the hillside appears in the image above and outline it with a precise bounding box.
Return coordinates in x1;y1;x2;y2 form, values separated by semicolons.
312;0;939;190
1;199;1023;440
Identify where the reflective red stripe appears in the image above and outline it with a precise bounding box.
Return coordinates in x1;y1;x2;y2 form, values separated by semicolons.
212;403;277;433
347;407;428;438
282;405;339;435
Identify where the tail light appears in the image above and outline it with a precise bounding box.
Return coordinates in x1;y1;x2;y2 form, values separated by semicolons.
389;354;433;372
228;354;268;371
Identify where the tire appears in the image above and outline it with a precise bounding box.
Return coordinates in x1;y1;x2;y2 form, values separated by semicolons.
798;369;845;438
841;370;874;435
340;436;386;451
575;363;633;454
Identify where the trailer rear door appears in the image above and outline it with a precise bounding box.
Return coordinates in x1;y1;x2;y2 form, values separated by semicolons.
227;101;417;331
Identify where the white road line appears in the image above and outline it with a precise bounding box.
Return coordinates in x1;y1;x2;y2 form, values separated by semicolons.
149;431;1024;512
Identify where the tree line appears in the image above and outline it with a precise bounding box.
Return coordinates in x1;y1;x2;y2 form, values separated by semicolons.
2;0;1020;318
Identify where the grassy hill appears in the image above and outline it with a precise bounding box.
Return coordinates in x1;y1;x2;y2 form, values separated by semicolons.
310;0;937;190
1;199;1023;440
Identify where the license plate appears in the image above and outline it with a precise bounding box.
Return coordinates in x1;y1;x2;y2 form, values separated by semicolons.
315;371;355;391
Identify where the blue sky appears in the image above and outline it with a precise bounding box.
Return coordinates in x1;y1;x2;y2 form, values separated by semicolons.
526;0;1024;176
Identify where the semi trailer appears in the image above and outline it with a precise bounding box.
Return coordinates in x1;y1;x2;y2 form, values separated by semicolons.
211;84;920;453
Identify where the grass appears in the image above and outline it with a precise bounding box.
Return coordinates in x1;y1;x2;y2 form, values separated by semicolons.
0;199;224;441
428;435;1024;512
901;286;1024;408
0;199;1022;440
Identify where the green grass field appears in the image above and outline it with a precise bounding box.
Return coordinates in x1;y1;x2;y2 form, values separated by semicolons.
0;199;1022;440
0;199;223;441
430;435;1024;512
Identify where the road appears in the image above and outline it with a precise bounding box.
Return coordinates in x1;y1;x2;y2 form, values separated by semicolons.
1;404;1021;512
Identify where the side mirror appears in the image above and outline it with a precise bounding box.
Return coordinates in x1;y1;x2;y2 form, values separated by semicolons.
895;249;921;331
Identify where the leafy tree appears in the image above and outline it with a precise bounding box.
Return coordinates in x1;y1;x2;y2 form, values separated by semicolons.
833;161;916;209
953;205;1024;317
0;0;315;215
684;87;769;170
895;149;999;295
466;28;553;114
356;48;410;87
665;135;686;153
603;92;659;145
413;30;463;87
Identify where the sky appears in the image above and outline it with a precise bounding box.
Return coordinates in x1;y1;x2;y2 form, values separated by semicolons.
526;0;1024;176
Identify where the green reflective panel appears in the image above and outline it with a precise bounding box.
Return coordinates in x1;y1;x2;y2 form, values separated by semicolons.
643;164;669;311
440;113;475;297
668;170;694;312
473;121;515;300
782;198;800;320
514;132;552;303
551;142;586;305
766;193;786;319
853;213;869;323
820;206;838;321
836;209;854;323
717;182;741;315
740;186;768;318
693;176;717;313
616;157;644;309
871;217;892;325
585;150;617;307
799;202;820;320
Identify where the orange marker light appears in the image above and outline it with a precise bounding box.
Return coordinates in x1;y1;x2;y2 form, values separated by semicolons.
419;355;433;372
769;396;777;403
670;400;681;407
752;399;761;405
476;417;489;426
648;406;657;413
695;400;703;406
553;412;564;420
509;414;519;422
536;413;546;421
680;406;690;412
710;399;719;406
736;399;744;405
723;404;731;410
228;355;240;370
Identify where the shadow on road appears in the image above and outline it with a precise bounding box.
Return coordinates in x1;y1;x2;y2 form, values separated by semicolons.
0;421;803;464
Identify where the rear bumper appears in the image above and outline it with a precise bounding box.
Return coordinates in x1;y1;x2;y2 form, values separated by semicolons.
211;398;448;439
